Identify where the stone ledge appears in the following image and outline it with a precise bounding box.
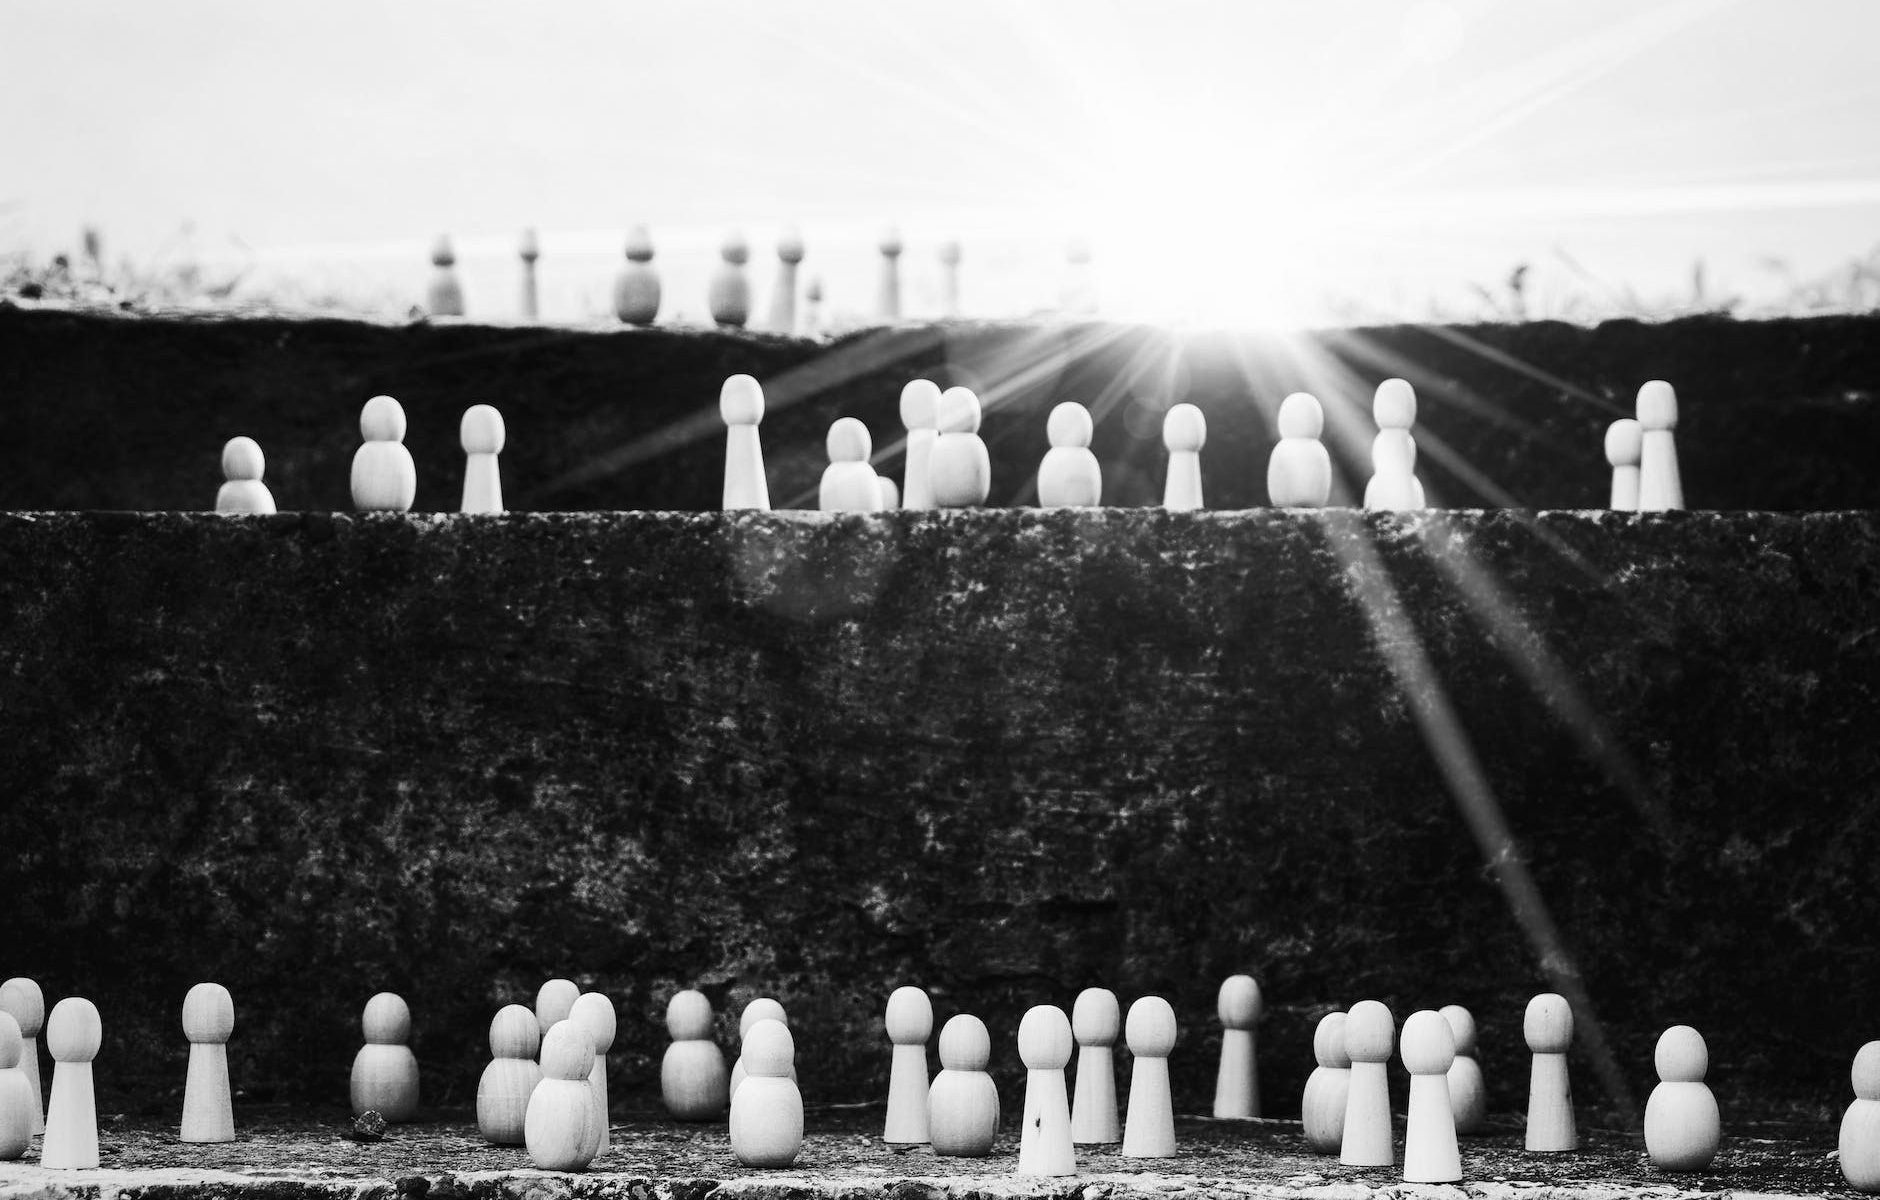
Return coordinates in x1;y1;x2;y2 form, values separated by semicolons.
0;1112;1851;1200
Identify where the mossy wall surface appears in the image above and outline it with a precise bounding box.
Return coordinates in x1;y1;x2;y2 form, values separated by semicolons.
0;509;1875;1125
3;307;1879;513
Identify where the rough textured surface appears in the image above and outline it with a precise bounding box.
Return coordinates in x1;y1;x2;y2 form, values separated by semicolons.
3;306;1880;512
0;1107;1859;1200
0;509;1876;1126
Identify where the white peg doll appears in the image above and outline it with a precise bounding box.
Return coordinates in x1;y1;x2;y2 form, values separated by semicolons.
535;978;579;1036
1069;987;1119;1144
526;1021;601;1171
1162;404;1205;510
518;228;539;321
731;998;791;1096
730;1020;802;1167
1365;378;1424;510
930;1014;999;1157
217;437;276;514
1524;992;1576;1151
426;235;465;317
1340;999;1395;1166
1122;996;1176;1158
1842;1041;1880;1192
820;418;885;512
1441;1004;1487;1134
477;1004;542;1145
1017;1004;1075;1177
350;992;419;1121
878;228;903;320
570;992;616;1155
1267;392;1332;507
1645;1025;1719;1171
0;979;44;1134
1636;380;1684;510
351;395;417;513
0;1014;33;1160
883;985;931;1144
709;231;751;328
460;404;505;514
1213;974;1261;1119
879;476;901;510
41;997;101;1170
181;983;235;1142
939;240;962;316
661;989;728;1120
721;374;771;511
1301;1010;1349;1154
613;225;660;326
1605;418;1642;511
1039;402;1101;508
1401;1010;1462;1183
930;387;991;507
768;229;803;333
900;379;942;509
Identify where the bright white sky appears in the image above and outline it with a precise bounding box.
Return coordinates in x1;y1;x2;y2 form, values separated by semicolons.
5;0;1880;326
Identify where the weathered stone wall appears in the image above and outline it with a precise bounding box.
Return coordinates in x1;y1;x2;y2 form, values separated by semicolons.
0;509;1874;1123
2;306;1878;513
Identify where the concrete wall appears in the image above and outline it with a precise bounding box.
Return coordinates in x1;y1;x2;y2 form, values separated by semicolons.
0;509;1874;1121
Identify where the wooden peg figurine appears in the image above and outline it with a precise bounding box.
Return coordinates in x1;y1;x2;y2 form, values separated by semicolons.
1605;418;1642;511
1365;378;1425;510
1636;380;1684;510
1017;1004;1076;1177
930;386;990;507
1441;1004;1487;1134
709;231;751;328
477;1004;542;1145
613;225;661;326
526;1020;601;1171
1267;392;1332;507
661;989;728;1120
1645;1025;1719;1171
1301;1010;1350;1154
1162;404;1205;510
1842;1041;1880;1192
930;1014;999;1157
181;983;235;1143
1039;401;1101;508
1401;1010;1462;1183
1069;987;1120;1144
877;228;903;320
1122;995;1176;1158
41;997;101;1170
460;404;505;513
899;379;942;509
820;418;885;512
217;437;277;514
518;228;540;320
0;979;44;1134
732;998;790;1096
1524;992;1576;1151
351;395;417;513
350;992;419;1121
884;985;932;1144
721;374;771;511
0;1013;33;1160
939;239;961;316
1213;974;1261;1119
427;235;465;317
730;1020;802;1167
1340;999;1395;1166
535;979;579;1036
768;228;804;333
570;992;616;1155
